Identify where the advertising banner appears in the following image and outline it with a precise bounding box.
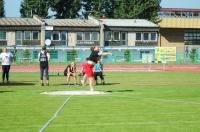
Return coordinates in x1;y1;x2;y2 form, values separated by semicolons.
155;47;176;62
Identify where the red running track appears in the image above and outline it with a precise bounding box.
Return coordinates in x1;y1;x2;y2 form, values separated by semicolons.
4;64;200;72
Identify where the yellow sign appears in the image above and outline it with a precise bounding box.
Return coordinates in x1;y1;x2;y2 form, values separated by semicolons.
155;47;176;62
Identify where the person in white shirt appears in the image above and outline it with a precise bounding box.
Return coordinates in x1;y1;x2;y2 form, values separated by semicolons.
38;46;50;86
0;48;13;84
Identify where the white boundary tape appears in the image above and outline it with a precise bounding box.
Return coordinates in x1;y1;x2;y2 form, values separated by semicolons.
109;94;200;105
39;95;72;132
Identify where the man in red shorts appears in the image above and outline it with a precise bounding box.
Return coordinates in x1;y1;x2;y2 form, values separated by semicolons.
82;45;112;91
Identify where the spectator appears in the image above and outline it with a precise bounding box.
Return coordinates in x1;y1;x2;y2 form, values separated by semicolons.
94;60;105;85
66;62;78;85
38;46;50;86
0;48;13;84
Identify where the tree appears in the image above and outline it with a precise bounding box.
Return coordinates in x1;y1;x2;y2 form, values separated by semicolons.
136;0;161;23
189;48;198;63
49;0;81;18
0;0;5;17
113;0;161;23
20;0;49;18
81;0;93;19
82;0;114;19
83;0;161;23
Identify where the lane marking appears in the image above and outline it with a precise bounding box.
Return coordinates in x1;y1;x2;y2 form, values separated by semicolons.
39;95;72;132
109;94;200;105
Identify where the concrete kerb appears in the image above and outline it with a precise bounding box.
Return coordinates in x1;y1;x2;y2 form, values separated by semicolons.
41;90;109;95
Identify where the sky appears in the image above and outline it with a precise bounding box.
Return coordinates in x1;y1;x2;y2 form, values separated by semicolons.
4;0;200;17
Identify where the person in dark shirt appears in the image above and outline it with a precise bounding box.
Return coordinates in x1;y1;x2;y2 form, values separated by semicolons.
82;45;112;91
66;62;77;85
38;46;50;86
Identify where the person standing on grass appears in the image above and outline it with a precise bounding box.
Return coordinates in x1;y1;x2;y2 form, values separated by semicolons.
82;45;112;91
38;46;50;86
94;60;105;85
0;48;13;84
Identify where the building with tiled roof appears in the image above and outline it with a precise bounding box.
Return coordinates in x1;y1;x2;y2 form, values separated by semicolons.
158;8;200;56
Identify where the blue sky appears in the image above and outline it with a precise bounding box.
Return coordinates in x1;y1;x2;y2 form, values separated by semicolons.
5;0;21;17
160;0;200;8
4;0;200;17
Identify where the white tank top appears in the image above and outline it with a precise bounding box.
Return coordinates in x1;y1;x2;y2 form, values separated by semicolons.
0;52;13;65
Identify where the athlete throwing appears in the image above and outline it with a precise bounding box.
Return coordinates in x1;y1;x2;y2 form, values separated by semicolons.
82;45;112;91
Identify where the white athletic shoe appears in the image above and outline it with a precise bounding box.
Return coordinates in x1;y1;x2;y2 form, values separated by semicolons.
81;80;85;86
90;89;94;92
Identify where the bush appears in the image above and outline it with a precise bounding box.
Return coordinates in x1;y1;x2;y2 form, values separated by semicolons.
23;49;31;58
67;50;77;61
189;48;197;63
124;49;130;62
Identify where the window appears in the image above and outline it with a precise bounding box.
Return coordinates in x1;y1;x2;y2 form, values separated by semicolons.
24;31;31;40
61;32;66;41
121;32;126;41
45;31;51;40
105;31;112;41
121;32;127;45
182;12;187;17
143;33;149;41
84;32;91;41
32;31;39;40
150;33;157;41
16;31;22;45
0;31;6;40
136;33;142;41
113;32;120;41
77;32;83;41
91;32;98;41
16;31;22;40
175;12;182;17
185;30;200;45
52;31;60;40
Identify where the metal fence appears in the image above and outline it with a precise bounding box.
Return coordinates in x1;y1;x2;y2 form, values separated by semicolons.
5;46;200;64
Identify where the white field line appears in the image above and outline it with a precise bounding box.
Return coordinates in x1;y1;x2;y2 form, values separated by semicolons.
0;120;199;130
143;97;200;105
44;120;200;127
0;120;199;129
109;94;200;105
39;95;72;132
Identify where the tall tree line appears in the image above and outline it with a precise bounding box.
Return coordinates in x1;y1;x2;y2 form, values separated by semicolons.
20;0;81;18
49;0;81;18
82;0;161;23
20;0;49;18
19;0;161;22
0;0;5;17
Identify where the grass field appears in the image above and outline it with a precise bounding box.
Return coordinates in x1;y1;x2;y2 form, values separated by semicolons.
1;71;200;132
